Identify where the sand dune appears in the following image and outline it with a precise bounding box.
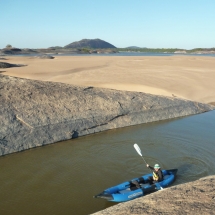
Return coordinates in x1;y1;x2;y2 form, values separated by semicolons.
2;55;215;104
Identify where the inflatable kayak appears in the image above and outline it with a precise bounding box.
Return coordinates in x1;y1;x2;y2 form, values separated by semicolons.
94;169;177;202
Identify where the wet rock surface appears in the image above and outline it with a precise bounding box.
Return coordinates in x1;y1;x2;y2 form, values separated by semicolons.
0;74;214;156
92;175;215;215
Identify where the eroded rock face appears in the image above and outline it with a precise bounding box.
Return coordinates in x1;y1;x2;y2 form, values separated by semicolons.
0;75;214;156
92;175;215;215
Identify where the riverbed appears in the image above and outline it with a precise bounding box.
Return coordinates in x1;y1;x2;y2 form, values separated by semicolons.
0;110;214;215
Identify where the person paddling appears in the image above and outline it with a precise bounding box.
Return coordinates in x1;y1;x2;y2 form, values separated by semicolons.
146;163;163;184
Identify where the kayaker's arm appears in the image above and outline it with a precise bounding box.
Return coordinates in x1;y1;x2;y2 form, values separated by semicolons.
146;164;154;171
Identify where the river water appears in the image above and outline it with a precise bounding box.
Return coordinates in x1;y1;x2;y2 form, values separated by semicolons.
14;52;215;57
0;110;215;215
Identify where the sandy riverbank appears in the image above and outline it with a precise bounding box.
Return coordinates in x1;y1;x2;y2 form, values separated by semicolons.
1;55;215;104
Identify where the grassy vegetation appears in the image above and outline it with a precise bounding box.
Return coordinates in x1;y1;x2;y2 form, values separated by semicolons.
115;47;215;53
116;48;183;53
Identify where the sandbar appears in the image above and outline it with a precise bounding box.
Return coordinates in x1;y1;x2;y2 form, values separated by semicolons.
2;55;215;104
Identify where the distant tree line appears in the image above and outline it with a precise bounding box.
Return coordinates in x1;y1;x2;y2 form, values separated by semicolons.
186;48;215;53
6;44;12;49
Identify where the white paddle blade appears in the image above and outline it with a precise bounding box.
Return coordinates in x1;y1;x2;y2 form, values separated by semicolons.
134;143;142;156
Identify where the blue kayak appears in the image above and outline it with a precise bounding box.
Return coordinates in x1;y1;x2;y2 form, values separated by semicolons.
94;169;177;202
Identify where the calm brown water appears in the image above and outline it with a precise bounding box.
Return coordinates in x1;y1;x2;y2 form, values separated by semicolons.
0;111;215;215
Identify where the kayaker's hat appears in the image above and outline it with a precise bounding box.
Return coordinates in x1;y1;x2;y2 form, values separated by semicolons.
154;164;160;169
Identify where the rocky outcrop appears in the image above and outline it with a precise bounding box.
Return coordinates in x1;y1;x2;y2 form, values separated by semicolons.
1;47;23;55
0;48;38;56
92;175;215;215
0;62;27;68
37;54;55;59
0;75;214;156
64;39;116;49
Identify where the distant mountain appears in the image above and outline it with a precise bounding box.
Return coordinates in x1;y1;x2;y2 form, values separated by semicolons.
126;46;141;49
64;39;116;49
48;46;63;49
126;46;147;49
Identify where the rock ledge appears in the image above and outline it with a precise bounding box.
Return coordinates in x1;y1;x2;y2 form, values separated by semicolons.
0;75;214;156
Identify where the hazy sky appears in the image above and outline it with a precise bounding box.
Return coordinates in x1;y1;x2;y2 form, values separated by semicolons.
1;0;215;49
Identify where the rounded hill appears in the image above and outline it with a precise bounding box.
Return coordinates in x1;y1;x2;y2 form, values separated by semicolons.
64;39;116;49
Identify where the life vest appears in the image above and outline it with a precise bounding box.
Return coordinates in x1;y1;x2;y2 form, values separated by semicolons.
153;171;159;181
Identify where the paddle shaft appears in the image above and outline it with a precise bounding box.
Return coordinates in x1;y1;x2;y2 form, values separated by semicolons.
140;156;147;165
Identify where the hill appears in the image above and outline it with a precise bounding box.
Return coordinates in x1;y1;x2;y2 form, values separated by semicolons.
126;46;142;49
64;39;116;49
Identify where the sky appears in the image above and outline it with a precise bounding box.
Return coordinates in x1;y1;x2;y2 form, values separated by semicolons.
1;0;215;49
